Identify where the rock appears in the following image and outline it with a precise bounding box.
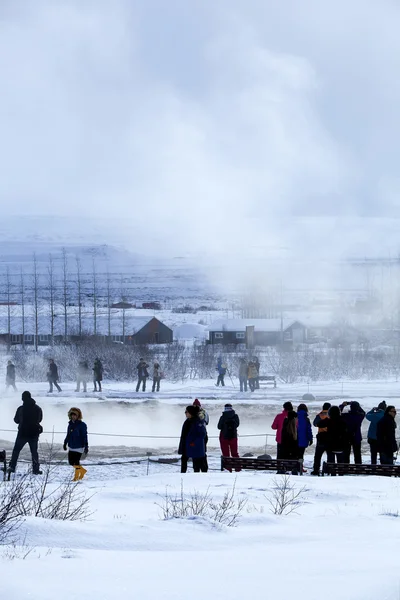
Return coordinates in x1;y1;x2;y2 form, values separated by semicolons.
243;452;254;457
257;454;272;460
302;393;316;402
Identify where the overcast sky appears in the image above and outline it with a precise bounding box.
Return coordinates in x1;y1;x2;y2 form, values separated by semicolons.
1;0;400;261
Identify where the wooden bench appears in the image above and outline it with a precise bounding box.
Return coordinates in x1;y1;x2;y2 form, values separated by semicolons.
0;450;6;482
322;461;400;477
258;375;277;388
221;456;303;474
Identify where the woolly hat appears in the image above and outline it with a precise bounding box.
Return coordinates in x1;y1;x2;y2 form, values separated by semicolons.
68;407;83;420
186;405;199;417
22;391;32;402
224;403;233;412
193;399;201;407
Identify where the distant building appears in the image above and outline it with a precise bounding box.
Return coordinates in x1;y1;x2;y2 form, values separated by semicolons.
208;318;306;346
142;302;161;310
110;302;135;309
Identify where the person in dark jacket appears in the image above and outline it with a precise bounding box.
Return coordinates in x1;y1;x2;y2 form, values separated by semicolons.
178;405;206;473
185;406;207;472
136;358;149;392
238;358;248;392
377;405;398;465
339;401;365;464
8;391;43;475
253;357;260;389
218;403;240;471
216;357;226;387
93;358;103;392
311;402;331;475
6;360;17;391
193;399;209;472
281;410;299;460
366;401;386;465
63;407;89;480
178;407;193;473
47;359;61;393
297;403;313;460
323;406;349;469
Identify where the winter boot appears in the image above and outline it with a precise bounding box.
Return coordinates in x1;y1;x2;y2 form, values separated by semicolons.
78;466;87;480
73;465;81;481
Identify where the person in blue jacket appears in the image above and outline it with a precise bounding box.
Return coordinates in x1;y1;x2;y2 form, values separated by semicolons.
63;407;89;481
366;401;386;464
184;405;206;472
297;403;313;460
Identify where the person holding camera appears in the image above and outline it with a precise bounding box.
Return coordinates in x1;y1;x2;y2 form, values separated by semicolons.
366;401;386;464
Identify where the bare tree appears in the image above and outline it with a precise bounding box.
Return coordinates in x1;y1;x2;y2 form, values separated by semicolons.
47;254;56;346
92;257;97;336
106;270;112;338
5;267;12;352
62;248;69;341
32;253;39;352
20;269;25;349
120;274;127;342
75;256;82;338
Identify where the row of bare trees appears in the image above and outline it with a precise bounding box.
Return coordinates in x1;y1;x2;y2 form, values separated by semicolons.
0;251;134;351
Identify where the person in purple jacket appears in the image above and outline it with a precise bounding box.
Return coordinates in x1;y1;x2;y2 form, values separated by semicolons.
339;401;365;464
297;403;313;460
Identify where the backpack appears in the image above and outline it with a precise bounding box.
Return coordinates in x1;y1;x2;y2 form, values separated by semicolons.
224;417;236;440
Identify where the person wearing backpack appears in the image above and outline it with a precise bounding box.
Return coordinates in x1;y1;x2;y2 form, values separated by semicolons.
218;403;240;471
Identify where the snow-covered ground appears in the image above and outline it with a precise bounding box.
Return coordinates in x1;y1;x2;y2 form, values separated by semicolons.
2;378;400;600
1;462;400;600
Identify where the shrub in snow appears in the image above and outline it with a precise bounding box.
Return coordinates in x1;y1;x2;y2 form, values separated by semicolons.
157;480;247;527
265;475;307;516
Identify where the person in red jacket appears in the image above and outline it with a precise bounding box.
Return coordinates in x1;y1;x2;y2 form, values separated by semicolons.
271;402;293;458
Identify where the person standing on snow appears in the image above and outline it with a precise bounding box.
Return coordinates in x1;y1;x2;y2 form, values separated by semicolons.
238;358;248;392
6;360;17;392
253;356;260;389
366;401;386;465
376;405;398;465
339;401;365;464
271;402;293;458
218;403;241;471
280;410;300;474
178;405;206;473
215;357;226;386
193;398;209;472
322;406;349;469
63;407;89;481
93;358;103;392
136;358;149;392
75;360;90;393
152;362;162;393
47;358;62;393
247;361;258;392
296;403;313;461
311;402;331;475
8;391;43;476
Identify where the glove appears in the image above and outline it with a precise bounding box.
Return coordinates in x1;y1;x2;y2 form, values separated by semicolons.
63;444;67;451
84;447;89;456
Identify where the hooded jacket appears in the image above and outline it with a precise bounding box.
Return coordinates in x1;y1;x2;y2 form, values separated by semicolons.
218;409;240;440
64;408;88;452
185;417;206;458
323;410;349;453
366;408;385;441
339;402;365;444
14;392;43;437
271;410;288;444
377;413;398;456
297;409;313;448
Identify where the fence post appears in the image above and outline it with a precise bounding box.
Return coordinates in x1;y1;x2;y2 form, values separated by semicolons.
146;452;152;476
